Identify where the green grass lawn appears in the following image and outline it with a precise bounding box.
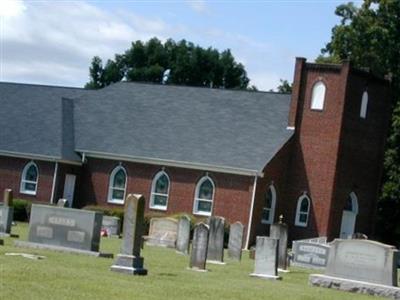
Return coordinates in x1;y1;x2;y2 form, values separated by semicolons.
0;223;384;300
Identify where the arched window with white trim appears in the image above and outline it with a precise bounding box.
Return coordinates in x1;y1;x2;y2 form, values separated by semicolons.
150;171;170;210
193;176;215;216
20;161;39;195
360;91;368;118
295;194;311;227
107;166;127;204
261;184;276;224
310;81;326;110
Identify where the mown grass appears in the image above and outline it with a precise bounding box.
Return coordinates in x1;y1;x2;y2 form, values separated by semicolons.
0;222;382;300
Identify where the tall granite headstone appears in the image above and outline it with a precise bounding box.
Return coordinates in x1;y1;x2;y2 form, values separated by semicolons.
250;237;280;280
309;239;400;299
270;215;288;271
111;194;147;275
3;189;13;207
176;215;191;255
0;189;14;236
207;216;225;264
228;222;244;261
189;222;209;271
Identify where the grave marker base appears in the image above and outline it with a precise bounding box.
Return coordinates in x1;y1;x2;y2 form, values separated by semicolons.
14;241;113;258
207;260;226;265
0;233;19;238
309;274;400;299
187;267;208;272
250;273;282;280
111;254;147;275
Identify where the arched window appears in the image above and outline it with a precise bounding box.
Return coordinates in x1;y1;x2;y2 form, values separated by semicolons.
20;161;39;195
107;166;127;204
360;91;368;118
295;194;311;227
193;176;215;216
261;184;276;224
310;81;326;110
150;171;170;210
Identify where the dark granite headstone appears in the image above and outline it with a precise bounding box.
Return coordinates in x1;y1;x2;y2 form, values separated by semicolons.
250;237;280;280
102;216;121;236
176;215;190;255
26;204;102;251
3;189;13;207
189;222;209;271
228;222;244;261
270;216;288;271
0;206;13;235
56;198;69;208
207;216;225;264
111;194;147;275
292;241;330;269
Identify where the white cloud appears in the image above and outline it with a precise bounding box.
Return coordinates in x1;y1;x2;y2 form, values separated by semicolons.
0;0;26;17
0;0;293;91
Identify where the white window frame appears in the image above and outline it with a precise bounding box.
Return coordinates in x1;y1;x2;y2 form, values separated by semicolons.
149;171;170;211
295;194;311;227
20;161;39;195
261;184;276;224
193;176;215;216
107;166;127;205
310;81;326;110
360;91;368;119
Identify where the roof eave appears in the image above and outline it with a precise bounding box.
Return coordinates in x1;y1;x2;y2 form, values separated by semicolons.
77;149;263;177
0;150;82;166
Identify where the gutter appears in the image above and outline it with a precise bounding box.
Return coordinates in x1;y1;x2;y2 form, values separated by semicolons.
0;150;82;166
50;162;59;204
245;175;258;249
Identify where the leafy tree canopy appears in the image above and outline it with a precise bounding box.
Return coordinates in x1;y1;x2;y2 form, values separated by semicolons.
319;0;400;244
85;38;250;90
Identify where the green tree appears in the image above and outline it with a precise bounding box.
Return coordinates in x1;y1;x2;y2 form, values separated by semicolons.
319;0;400;244
276;79;293;93
86;38;250;90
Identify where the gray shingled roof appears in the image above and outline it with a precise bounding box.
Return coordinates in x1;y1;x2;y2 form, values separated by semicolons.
0;82;87;163
74;82;293;175
1;81;293;174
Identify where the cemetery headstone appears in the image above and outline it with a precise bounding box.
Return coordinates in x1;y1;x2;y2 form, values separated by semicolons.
228;221;244;261
309;239;400;299
207;216;225;264
0;206;13;236
111;194;147;275
3;189;13;207
176;215;191;255
102;216;121;236
145;217;178;248
0;188;14;236
270;215;288;271
56;198;69;208
250;237;281;280
189;222;209;271
292;241;330;269
14;204;107;256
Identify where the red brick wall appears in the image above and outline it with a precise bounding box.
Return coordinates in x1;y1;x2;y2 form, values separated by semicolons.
329;71;391;239
0;156;55;203
284;61;350;242
248;139;293;246
79;158;254;230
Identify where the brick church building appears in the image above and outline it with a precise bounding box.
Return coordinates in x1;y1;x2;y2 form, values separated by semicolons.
0;58;392;248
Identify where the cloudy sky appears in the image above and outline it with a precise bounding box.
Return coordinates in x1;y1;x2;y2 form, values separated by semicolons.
0;0;345;91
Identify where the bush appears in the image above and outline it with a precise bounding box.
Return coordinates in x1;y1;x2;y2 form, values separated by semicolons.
12;199;32;221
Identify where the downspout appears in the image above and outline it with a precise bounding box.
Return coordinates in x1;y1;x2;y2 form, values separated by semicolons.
245;175;258;249
50;161;59;204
